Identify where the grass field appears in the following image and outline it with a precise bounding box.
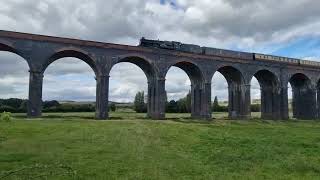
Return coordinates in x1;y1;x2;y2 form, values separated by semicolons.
1;112;320;179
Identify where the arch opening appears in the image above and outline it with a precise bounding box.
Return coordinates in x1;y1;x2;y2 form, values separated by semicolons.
252;70;280;120
165;62;206;119
43;57;96;116
250;76;261;119
43;50;98;76
109;62;148;118
289;73;316;119
288;83;293;118
0;51;30;115
109;56;156;118
165;66;191;118
212;66;248;119
211;72;228;119
117;57;155;81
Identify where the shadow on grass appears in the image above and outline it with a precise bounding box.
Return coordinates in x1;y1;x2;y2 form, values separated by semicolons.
169;118;215;125
41;115;94;120
107;117;124;120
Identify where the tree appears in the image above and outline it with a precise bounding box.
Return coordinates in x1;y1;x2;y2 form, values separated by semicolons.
134;91;147;113
109;103;116;112
185;91;191;112
18;100;28;113
166;100;177;113
165;91;191;113
212;96;228;112
43;100;60;109
213;96;219;110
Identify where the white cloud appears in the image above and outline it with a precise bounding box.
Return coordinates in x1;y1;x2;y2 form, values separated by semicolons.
0;0;319;102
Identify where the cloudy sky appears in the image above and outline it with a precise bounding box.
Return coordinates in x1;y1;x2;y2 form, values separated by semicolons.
0;0;320;102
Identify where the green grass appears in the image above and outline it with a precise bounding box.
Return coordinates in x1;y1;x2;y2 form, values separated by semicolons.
0;112;320;179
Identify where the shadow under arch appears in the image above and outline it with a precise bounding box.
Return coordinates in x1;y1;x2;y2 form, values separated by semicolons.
252;69;281;119
289;73;316;119
165;61;208;119
110;56;157;118
42;49;98;76
212;65;249;119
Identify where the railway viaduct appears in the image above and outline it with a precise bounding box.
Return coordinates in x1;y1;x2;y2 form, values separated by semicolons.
0;30;319;120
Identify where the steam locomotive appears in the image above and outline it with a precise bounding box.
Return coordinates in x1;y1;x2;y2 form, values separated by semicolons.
139;37;320;66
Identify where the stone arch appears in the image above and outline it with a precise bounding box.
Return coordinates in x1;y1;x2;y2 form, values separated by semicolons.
215;65;245;85
0;41;32;116
109;55;159;118
211;65;249;119
39;47;100;119
289;73;316;119
165;61;205;84
165;60;209;119
112;54;157;81
42;47;98;75
251;69;281;119
0;42;31;69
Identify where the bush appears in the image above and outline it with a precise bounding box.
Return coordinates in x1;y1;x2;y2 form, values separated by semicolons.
0;105;17;113
251;104;261;112
134;91;147;113
109;103;116;112
1;112;12;122
43;100;60;109
214;105;229;112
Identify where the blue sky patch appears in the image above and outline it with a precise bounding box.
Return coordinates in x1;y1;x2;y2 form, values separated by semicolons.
273;36;320;60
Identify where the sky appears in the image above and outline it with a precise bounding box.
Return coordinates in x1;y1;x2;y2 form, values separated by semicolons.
0;0;320;102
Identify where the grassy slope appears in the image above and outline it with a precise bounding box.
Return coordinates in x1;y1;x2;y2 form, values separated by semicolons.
0;112;320;179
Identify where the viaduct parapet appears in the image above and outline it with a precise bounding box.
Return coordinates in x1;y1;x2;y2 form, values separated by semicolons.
0;30;319;120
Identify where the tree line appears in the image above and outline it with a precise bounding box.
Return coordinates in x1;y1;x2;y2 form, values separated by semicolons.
0;99;98;113
134;91;261;113
0;93;260;113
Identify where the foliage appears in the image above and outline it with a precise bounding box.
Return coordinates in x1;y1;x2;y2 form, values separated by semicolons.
0;98;97;113
211;97;261;112
212;96;228;112
44;103;95;113
166;100;178;113
0;98;25;109
43;100;60;109
109;103;116;112
0;112;11;122
251;104;261;112
213;105;229;112
213;96;219;110
166;91;191;113
0;105;16;113
134;91;147;113
0;98;28;113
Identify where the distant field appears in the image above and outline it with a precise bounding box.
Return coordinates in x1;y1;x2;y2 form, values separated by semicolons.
0;112;319;179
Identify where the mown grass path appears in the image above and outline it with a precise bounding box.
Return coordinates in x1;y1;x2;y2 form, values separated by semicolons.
1;112;320;179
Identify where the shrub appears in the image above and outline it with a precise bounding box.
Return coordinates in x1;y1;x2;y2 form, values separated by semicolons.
43;100;60;109
212;105;228;112
134;91;147;113
109;103;116;112
251;104;261;112
1;112;12;122
0;105;16;113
